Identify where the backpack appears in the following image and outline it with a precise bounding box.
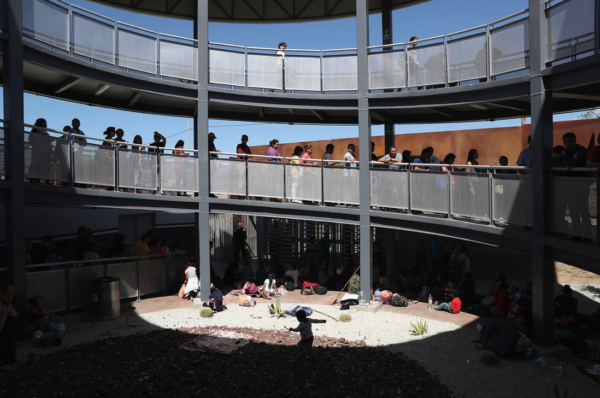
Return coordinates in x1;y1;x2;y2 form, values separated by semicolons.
313;286;327;295
283;277;295;292
348;274;361;294
390;294;408;307
301;286;315;295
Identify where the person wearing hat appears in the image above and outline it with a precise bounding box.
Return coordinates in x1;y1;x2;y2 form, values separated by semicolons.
208;132;219;158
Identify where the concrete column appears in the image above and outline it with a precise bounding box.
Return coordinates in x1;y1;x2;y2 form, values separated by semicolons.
196;0;211;300
357;0;373;299
381;0;395;153
3;0;27;309
529;0;554;347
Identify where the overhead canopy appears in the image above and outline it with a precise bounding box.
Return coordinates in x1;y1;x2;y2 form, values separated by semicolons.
89;0;432;22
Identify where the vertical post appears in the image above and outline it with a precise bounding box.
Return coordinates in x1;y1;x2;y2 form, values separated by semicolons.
4;0;27;309
444;36;449;87
65;266;70;312
156;153;161;195
595;0;600;55
69;6;73;57
157;34;161;78
488;170;494;224
486;24;492;81
196;0;212;301
596;175;600;247
382;0;395;153
114;23;118;69
245;159;249;200
447;169;452;219
407;167;412;213
321;160;325;206
529;0;554;348
283;160;286;202
114;143;119;191
357;0;373;301
69;139;74;186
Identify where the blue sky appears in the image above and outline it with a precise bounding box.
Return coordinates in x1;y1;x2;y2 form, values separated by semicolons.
13;0;584;154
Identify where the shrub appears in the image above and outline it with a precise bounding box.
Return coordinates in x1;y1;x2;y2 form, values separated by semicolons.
339;313;352;322
200;307;213;318
479;351;499;365
268;298;287;318
410;320;428;336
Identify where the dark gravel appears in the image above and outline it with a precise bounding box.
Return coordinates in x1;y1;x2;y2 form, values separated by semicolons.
0;326;454;398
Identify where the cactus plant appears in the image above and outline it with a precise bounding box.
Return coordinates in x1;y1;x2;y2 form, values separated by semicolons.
268;298;287;318
339;313;352;322
479;351;499;365
200;307;213;318
410;320;428;335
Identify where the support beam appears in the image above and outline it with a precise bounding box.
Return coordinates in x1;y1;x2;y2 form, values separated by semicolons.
485;101;529;112
258;107;264;119
94;84;110;96
287;109;294;114
127;91;142;107
553;92;600;102
197;0;212;300
52;76;82;94
432;107;458;119
370;110;394;124
3;0;27;309
357;0;373;300
529;0;554;348
381;0;395;153
469;103;487;110
311;110;325;120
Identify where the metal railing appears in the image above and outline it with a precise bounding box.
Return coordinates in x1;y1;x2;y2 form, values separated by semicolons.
25;252;189;313
21;0;599;93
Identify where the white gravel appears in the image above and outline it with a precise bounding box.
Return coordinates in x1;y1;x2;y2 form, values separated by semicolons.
16;300;600;398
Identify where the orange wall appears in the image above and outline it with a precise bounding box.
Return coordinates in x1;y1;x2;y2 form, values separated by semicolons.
250;119;600;166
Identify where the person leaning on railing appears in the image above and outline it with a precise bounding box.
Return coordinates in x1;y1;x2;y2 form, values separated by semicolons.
322;143;339;166
134;233;151;261
266;139;282;162
289;146;304;204
28;118;52;185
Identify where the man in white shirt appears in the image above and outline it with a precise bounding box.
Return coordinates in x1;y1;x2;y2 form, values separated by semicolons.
378;146;403;169
407;36;423;90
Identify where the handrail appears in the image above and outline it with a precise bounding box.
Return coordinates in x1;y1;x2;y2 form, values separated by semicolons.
209;42;246;49
447;24;488;38
159;32;198;43
117;21;157;35
368;42;407;50
489;9;529;27
322;48;358;53
25;251;188;269
407;35;446;44
71;4;116;22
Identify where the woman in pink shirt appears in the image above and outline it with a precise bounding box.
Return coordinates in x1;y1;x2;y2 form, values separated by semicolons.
300;144;314;165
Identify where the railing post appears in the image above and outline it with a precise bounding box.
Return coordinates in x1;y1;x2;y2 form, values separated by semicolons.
486;24;492;81
320;50;324;94
136;259;141;301
114;22;118;69
245;46;248;90
447;169;452;219
444;35;449;87
69;138;74;187
114;143;119;191
321;160;325;206
156;152;161;195
488;169;494;224
283;159;286;203
404;46;409;90
245;159;249;200
69;6;73;57
156;33;161;78
407;166;412;213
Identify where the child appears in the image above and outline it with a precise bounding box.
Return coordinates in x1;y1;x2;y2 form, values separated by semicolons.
288;310;326;365
510;285;520;302
434;290;461;314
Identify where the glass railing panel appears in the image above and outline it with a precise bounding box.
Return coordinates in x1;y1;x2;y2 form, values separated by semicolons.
118;148;157;190
159;36;198;81
546;0;595;62
23;0;70;51
451;172;490;220
139;259;165;296
490;17;530;76
371;168;409;210
323;166;359;205
448;32;487;83
73;141;116;187
323;53;357;91
160;153;198;193
492;174;532;226
410;171;449;213
73;10;115;64
285;163;322;202
368;48;406;90
209;47;246;87
107;262;138;299
247;52;283;90
247;160;283;199
551;176;597;239
117;26;157;75
24;131;70;183
408;41;446;88
284;54;322;92
209;158;247;196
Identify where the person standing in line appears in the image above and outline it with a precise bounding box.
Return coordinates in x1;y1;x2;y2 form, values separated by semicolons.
266;139;282;162
236;135;252;160
406;36;423;90
465;149;484;219
115;128;128;149
412;148;432;171
70;118;88;188
426;146;441;171
344;144;357;206
516;135;532;175
289;146;304;204
208;132;219;158
233;222;248;261
270;42;287;93
322;144;339;166
173;139;187;195
288;310;327;365
147;131;166;194
300;144;315;165
236;135;252;199
28;118;52;185
69;118;87;144
378;146;403;168
134;233;151;261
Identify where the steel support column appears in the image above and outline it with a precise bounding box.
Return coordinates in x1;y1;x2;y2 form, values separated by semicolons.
357;0;373;300
3;0;27;309
529;0;554;347
196;0;211;301
382;0;395;153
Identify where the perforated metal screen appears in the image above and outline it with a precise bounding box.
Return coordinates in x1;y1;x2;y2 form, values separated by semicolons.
23;0;70;51
210;158;247;196
107;262;137;299
247;53;282;90
550;177;597;238
118;149;157;190
546;0;595;62
368;50;406;90
448;32;487;83
160;153;198;192
492;174;532;226
490;18;530;76
117;28;157;74
371;169;409;209
159;39;198;80
24;132;70;182
284;55;322;91
73;12;115;64
209;48;246;87
323;167;359;205
451;173;490;220
248;161;284;199
27;270;66;313
73;143;116;187
285;164;322;202
323;55;358;91
140;260;164;296
410;171;449;213
69;266;104;309
0;129;4;179
408;42;445;87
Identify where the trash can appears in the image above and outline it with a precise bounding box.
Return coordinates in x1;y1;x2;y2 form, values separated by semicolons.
91;277;120;321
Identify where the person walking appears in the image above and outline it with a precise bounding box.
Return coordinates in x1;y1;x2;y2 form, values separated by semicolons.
270;42;287;93
234;222;248;261
289;146;304;203
343;144;357;206
288;310;327;365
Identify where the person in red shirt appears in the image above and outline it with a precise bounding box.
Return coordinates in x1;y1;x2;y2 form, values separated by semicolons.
490;281;511;317
434;290;461;314
149;239;167;260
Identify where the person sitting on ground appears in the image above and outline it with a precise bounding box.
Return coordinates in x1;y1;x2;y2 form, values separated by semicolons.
22;296;56;335
255;261;269;285
444;280;457;302
262;272;278;296
285;263;300;288
474;299;531;349
240;260;254;283
490;281;511;317
149;239;167;260
84;242;100;264
206;284;226;312
555;285;578;319
222;260;240;287
179;263;199;300
434;290;461;314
